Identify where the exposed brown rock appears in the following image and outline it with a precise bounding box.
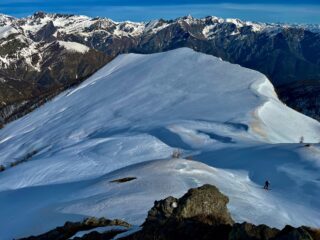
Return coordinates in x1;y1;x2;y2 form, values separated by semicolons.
19;217;131;240
145;184;234;227
175;184;234;225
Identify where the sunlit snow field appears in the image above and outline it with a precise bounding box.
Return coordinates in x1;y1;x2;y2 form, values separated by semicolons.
0;48;319;239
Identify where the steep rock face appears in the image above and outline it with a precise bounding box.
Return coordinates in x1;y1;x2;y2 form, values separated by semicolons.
277;81;320;122
32;21;57;42
0;12;320;124
0;41;112;124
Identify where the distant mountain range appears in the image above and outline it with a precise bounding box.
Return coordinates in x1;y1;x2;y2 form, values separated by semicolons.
0;12;319;124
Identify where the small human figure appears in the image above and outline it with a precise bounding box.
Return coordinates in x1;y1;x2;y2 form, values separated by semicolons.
264;180;270;190
299;136;304;144
172;149;181;159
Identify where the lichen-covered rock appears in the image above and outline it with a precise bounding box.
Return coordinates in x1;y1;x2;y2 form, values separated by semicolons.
174;184;234;225
145;196;178;225
145;184;234;227
124;184;234;240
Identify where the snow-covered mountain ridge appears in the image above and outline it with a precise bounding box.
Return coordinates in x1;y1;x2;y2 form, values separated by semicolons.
0;12;283;70
0;12;318;68
1;12;319;40
0;11;320;125
0;48;319;239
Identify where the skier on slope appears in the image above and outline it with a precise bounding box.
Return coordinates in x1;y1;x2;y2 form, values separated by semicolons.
264;180;270;190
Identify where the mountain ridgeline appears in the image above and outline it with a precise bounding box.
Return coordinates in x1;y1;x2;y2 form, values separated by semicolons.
0;12;320;124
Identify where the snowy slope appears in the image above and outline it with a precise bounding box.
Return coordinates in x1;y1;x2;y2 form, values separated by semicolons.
0;25;18;39
58;41;90;53
0;48;319;239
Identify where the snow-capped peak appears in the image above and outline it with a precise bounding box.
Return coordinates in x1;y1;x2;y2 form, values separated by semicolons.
0;13;16;27
176;14;204;25
144;19;170;33
0;12;319;105
226;18;244;26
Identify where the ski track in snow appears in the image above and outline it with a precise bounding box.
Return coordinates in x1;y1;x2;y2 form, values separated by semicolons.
0;48;319;239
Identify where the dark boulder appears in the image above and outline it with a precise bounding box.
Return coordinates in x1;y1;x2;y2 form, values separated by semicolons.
230;222;279;240
272;225;314;240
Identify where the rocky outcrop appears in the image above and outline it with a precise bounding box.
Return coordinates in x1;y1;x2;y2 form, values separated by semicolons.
19;185;320;240
32;21;57;42
124;184;234;240
124;185;319;240
146;184;234;226
19;217;131;240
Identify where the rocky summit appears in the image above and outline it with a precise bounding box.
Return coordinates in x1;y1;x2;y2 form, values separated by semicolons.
20;184;320;240
0;12;320;124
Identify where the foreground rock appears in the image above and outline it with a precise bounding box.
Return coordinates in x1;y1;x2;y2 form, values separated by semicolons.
19;217;131;240
145;184;234;226
125;184;319;240
20;185;320;240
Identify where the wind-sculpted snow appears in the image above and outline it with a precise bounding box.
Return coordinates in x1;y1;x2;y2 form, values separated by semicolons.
0;48;319;239
250;75;320;143
1;12;320;125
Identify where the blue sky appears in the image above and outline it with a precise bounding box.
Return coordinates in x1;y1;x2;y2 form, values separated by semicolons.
1;0;320;23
